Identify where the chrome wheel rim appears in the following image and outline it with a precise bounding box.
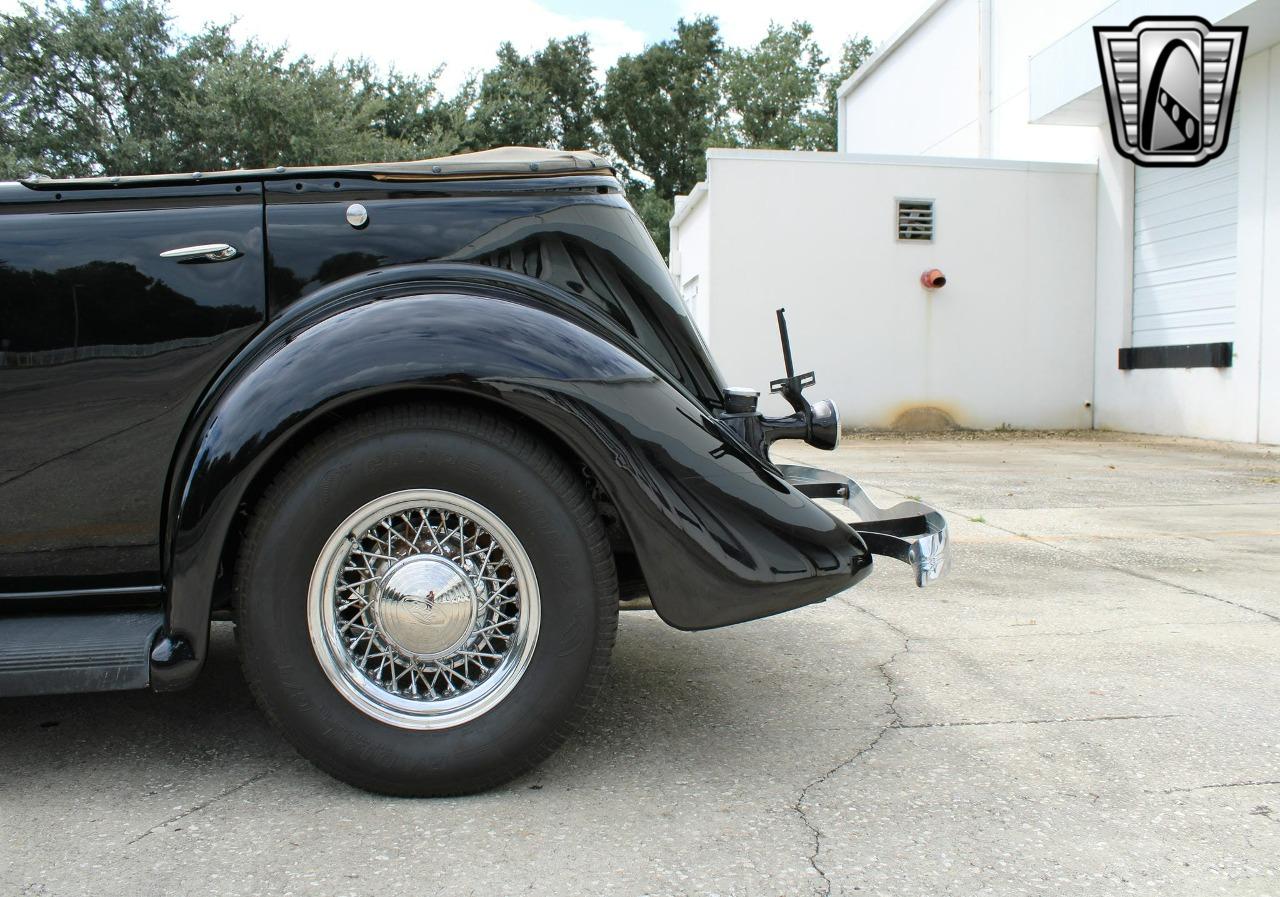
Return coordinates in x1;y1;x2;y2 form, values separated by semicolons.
308;489;540;730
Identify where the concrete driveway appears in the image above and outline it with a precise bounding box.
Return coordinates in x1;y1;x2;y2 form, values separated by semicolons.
2;433;1278;896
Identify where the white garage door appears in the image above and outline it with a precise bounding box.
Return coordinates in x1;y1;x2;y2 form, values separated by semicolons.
1132;117;1240;348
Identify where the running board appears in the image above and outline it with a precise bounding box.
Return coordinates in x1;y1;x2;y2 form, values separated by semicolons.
0;611;164;697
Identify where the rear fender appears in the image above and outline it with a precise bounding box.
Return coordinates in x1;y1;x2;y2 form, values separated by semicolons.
157;264;871;690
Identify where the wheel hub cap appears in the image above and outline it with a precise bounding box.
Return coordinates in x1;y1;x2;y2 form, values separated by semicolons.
373;555;478;659
308;489;540;730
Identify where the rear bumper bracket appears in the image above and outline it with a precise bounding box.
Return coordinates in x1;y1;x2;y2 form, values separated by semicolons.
779;464;951;587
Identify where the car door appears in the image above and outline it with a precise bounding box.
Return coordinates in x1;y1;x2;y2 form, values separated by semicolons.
0;180;265;598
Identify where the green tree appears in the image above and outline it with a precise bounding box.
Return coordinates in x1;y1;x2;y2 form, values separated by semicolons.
174;45;433;170
601;16;725;201
722;21;827;150
0;124;21;178
0;0;466;178
627;183;674;258
469;42;554;149
535;34;600;150
375;69;474;157
0;0;200;176
469;35;600;150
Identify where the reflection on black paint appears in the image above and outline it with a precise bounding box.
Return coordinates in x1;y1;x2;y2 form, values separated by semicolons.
0;260;258;360
314;252;385;287
478;234;685;381
264;186;723;403
0;186;266;588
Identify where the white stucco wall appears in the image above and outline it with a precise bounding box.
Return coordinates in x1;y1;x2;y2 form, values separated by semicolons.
988;0;1106;161
677;0;1280;443
827;0;1280;443
840;0;1103;162
685;150;1097;430
1090;42;1280;443
840;0;982;156
669;184;711;340
1261;45;1280;445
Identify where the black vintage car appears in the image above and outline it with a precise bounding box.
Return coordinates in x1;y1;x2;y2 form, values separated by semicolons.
0;147;948;794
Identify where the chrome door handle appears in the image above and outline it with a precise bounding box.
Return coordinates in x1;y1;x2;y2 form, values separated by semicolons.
159;243;239;262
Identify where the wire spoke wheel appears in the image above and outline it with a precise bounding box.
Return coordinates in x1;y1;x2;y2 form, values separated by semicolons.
239;406;615;794
308;489;540;729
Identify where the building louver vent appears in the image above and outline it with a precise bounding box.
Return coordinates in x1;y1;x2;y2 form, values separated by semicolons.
897;199;934;241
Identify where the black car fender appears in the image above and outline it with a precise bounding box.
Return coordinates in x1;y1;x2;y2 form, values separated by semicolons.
156;264;872;690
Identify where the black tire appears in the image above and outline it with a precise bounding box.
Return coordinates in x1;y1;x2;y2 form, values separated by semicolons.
235;403;618;796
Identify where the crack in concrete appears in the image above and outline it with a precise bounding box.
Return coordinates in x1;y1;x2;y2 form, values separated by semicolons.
1148;780;1280;795
126;763;282;846
990;525;1280;624
897;713;1178;729
792;601;909;896
1251;805;1279;825
772;448;1279;891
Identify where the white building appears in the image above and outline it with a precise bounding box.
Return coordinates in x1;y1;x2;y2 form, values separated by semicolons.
671;0;1280;444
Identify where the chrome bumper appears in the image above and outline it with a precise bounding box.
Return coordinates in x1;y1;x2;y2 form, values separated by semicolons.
779;464;951;587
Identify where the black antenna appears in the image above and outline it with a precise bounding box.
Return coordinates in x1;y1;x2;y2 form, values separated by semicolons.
776;307;795;380
769;308;816;417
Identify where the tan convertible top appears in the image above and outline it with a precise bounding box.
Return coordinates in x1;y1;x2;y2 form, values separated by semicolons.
22;147;615;188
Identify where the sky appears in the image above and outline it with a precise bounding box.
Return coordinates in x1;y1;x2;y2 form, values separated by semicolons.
1;0;931;95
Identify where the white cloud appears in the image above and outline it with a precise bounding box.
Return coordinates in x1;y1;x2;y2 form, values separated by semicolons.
158;0;645;94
